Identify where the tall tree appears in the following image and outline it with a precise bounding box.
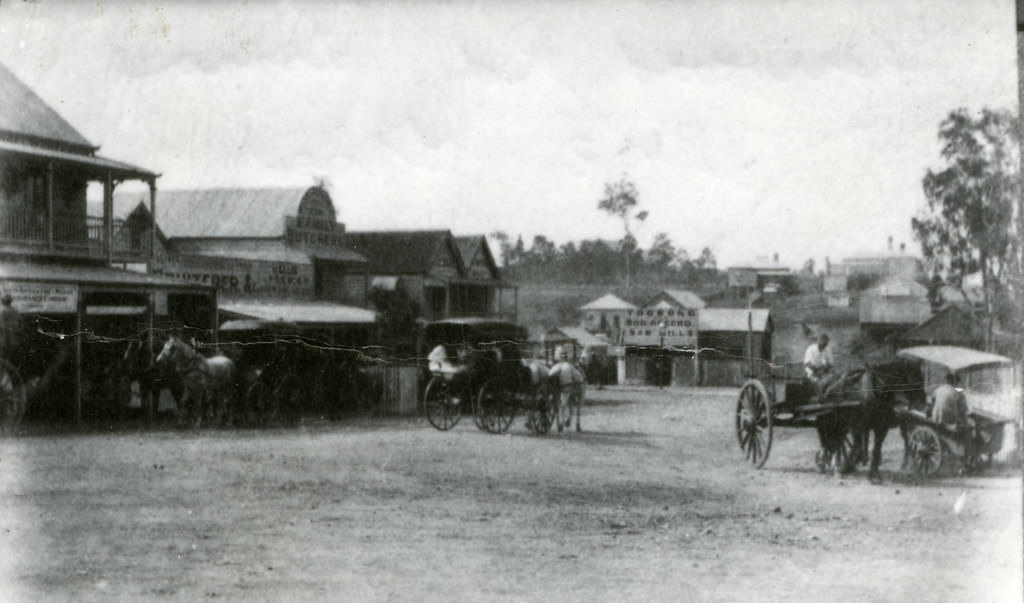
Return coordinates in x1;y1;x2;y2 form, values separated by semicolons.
912;107;1020;348
647;232;676;268
598;176;648;292
489;231;512;267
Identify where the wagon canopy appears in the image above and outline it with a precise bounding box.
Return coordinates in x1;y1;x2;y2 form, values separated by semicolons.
897;346;1013;373
423;317;527;348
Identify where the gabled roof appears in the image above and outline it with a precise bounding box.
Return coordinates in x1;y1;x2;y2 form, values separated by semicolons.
347;230;464;275
644;289;706;310
453;235;500;280
544;326;609;347
0;63;95;152
727;257;791;274
896;305;983;346
699;308;772;332
580;293;636;311
113;188;315;239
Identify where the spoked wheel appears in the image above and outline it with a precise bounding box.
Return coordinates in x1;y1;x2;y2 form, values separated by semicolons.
424;377;461;431
736;379;773;468
275;374;303;426
0;360;25;434
908;425;943;476
475;379;513;434
527;384;554;435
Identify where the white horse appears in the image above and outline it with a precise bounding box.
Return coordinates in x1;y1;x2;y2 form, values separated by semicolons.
155;335;236;428
547;359;586;433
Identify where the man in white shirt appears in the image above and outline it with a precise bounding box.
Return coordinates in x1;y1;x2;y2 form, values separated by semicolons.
804;334;835;400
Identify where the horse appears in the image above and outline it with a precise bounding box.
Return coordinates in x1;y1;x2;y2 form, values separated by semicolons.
155;335;236;428
547;359;586;433
816;358;926;483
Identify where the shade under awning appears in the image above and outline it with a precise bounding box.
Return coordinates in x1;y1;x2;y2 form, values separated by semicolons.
220;301;377;326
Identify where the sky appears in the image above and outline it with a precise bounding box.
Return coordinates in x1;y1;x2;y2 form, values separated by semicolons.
0;0;1018;269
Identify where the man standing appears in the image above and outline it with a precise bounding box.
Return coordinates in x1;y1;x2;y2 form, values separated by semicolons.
931;372;972;471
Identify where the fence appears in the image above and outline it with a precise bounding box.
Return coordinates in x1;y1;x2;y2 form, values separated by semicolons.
0;208;150;257
365;361;422;416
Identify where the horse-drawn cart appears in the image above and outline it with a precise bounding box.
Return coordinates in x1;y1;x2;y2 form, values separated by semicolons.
220;319;308;426
422;318;553;434
895;346;1019;476
735;363;864;470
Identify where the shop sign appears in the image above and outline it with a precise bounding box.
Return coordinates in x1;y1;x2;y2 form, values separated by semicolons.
153;257;314;299
284;189;346;248
623;306;698;348
1;281;78;314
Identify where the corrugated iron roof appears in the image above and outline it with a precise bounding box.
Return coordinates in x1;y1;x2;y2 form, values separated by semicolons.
863;277;927;298
859;297;932;325
113;188;312;238
220;301;376;325
0;62;95;151
647;289;707;309
0;139;155;179
699;308;772;332
347;230;459;274
0;260;210;289
580;293;636;311
545;326;608;347
897;346;1013;372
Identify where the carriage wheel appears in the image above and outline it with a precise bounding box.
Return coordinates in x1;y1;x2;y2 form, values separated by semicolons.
0;360;25;434
245;381;272;427
527;383;554;435
275;375;303;427
908;425;942;476
475;379;511;434
424;377;460;431
735;380;773;469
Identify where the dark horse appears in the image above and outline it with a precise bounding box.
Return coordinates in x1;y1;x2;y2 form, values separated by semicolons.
155;335;236;427
816;358;926;484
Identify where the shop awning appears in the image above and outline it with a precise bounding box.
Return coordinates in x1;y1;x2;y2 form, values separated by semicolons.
220;301;377;326
0;139;157;180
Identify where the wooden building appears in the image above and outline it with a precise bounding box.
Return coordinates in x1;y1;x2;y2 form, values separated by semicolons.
108;186;376;341
347;230;515;322
0;61;217;425
697;308;774;387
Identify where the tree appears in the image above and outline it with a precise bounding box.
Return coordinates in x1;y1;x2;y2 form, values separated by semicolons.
647;232;676;268
598;175;648;292
912;108;1020;349
367;285;421;355
694;247;716;271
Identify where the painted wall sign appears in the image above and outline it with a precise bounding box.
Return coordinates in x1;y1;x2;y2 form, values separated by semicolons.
284;188;347;248
623;306;699;348
153;257;314;299
1;281;78;314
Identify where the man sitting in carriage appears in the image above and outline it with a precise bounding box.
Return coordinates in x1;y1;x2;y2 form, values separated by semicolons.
803;333;839;401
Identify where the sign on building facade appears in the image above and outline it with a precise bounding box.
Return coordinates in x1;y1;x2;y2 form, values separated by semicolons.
1;281;78;313
283;188;347;249
623;304;699;348
153;256;314;299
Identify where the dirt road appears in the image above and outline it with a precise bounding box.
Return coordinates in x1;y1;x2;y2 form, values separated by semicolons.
0;387;1019;602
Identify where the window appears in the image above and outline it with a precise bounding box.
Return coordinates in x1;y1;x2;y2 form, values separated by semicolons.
613;316;620;328
656;310;663;317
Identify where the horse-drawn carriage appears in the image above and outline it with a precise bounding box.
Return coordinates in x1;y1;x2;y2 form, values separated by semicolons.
219;319;306;426
736;344;1019;479
421;318;555;434
895;346;1018;476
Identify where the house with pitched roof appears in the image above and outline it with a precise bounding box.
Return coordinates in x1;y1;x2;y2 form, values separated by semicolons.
347;230;514;321
0;61;218;423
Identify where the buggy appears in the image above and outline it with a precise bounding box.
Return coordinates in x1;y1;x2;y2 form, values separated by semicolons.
422;318;553;434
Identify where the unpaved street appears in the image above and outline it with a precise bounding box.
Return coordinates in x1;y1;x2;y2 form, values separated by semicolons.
0;387;1019;602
